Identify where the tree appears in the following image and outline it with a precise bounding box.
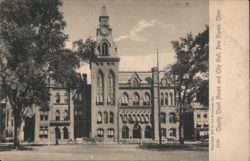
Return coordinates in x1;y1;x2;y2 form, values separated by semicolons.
0;0;96;148
166;26;208;144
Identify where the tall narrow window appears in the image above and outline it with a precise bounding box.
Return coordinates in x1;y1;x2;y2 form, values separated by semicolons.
55;93;60;103
97;112;102;124
160;112;166;123
143;93;150;106
132;93;140;106
165;92;168;105
55;110;60;121
160;93;164;105
107;71;115;105
104;112;108;123
102;42;108;55
121;93;129;106
110;112;114;124
96;71;104;105
170;92;173;106
64;92;68;104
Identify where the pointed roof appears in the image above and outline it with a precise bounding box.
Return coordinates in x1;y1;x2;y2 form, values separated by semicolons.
100;5;108;17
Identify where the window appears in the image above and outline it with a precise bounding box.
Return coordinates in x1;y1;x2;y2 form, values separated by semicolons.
107;71;115;105
169;92;173;106
101;42;108;55
55;93;60;103
40;110;48;121
122;126;129;139
78;93;82;102
64;110;69;120
64;92;68;104
145;126;152;138
96;71;104;105
121;93;129;106
55;110;60;121
143;93;150;105
108;129;114;137
104;112;108;123
109;112;114;124
145;114;149;123
197;114;201;118
169;128;176;137
132;78;139;87
165;93;168;105
160;112;166;123
97;128;104;137
97;112;102;124
39;126;48;138
136;114;141;122
204;114;207;118
203;121;209;128
161;128;167;138
196;121;202;128
132;93;140;106
169;113;176;123
160;93;164;105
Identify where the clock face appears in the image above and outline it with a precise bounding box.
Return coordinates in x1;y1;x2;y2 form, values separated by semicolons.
100;27;108;35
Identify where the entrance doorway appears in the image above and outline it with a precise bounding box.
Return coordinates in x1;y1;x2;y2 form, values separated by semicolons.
132;124;141;139
23;115;35;142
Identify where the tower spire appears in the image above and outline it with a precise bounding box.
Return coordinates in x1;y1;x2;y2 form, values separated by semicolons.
99;5;109;25
100;5;108;17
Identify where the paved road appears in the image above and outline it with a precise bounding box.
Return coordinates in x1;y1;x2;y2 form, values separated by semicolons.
0;144;208;161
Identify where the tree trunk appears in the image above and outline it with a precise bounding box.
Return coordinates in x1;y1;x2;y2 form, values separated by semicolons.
13;113;22;149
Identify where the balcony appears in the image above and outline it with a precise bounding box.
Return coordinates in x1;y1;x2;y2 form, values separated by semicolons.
50;119;71;126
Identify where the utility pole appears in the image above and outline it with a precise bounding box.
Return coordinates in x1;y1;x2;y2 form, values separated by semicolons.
157;49;162;144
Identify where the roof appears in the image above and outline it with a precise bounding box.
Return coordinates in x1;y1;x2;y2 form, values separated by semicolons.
118;71;152;84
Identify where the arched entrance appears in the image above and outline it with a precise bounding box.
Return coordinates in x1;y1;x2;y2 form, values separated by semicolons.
55;127;61;139
122;126;129;139
144;125;152;139
63;127;69;139
133;124;141;139
23;115;35;142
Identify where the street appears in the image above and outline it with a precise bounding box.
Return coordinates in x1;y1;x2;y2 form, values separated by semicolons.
0;144;208;161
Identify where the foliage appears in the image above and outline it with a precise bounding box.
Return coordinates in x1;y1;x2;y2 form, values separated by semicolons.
0;0;95;148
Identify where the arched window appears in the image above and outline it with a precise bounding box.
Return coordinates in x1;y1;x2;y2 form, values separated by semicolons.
102;42;108;55
141;114;145;123
145;125;152;138
160;93;164;106
170;92;173;106
132;93;140;106
64;92;68;104
169;128;176;137
104;111;108;123
64;110;69;120
132;78;139;87
55;110;60;121
97;112;102;124
109;112;114;124
107;71;115;105
121;93;129;106
128;114;133;124
165;92;168;105
96;71;104;105
161;128;167;138
122;126;129;139
133;124;141;139
145;114;149;123
160;112;166;123
136;114;141;122
63;127;69;139
55;93;60;103
143;93;150;106
169;113;176;123
55;127;61;139
97;128;104;137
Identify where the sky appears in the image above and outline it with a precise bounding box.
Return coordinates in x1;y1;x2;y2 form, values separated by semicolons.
60;0;208;81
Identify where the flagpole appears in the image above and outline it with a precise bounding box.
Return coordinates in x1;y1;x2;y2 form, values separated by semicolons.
157;49;162;144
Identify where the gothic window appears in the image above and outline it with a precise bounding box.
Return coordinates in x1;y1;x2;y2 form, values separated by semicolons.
145;114;149;123
143;93;150;106
109;112;114;124
55;110;60;121
169;113;176;123
161;128;167;138
132;78;139;87
96;71;104;105
97;112;102;124
170;92;173;106
40;110;48;121
165;92;169;105
145;125;152;138
64;92;68;104
160;112;166;123
64;110;69;120
55;93;60;103
169;128;176;137
121;93;129;106
160;93;164;105
132;93;140;106
102;42;108;56
104;111;108;123
122;126;129;139
107;71;115;105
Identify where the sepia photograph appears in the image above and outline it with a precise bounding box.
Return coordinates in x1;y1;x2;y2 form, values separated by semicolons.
1;0;247;161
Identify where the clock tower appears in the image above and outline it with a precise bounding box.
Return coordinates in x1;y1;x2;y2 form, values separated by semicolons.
90;6;120;140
